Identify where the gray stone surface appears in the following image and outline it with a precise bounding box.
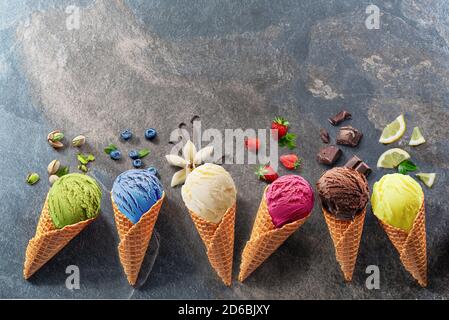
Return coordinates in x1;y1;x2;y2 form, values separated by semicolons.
0;0;448;299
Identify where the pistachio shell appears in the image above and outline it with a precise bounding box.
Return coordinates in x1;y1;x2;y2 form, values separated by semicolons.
48;139;64;149
72;135;86;147
49;175;59;185
47;160;60;175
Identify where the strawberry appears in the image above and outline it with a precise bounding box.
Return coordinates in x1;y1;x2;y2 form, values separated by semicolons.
255;165;279;183
271;117;297;149
245;137;260;152
280;154;301;170
271;117;289;139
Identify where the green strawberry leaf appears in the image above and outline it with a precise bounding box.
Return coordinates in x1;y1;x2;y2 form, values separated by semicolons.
55;166;69;177
104;144;117;155
138;148;150;158
398;160;418;175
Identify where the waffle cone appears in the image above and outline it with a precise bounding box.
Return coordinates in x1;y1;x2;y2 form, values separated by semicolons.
189;203;236;286
238;191;309;282
23;198;95;279
111;192;165;286
378;201;427;287
323;208;366;281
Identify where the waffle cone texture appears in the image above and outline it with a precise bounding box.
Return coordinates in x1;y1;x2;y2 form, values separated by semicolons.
23;198;95;279
238;190;309;282
189;203;236;286
378;201;427;287
323;207;366;282
112;192;165;286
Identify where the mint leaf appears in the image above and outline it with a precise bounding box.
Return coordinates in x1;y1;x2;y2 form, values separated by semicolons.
104;144;117;155
55;166;69;177
398;160;418;175
77;153;89;165
87;154;95;162
78;164;88;173
279;133;297;150
138;148;150;158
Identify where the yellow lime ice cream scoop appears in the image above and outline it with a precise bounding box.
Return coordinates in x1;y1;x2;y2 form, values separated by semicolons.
371;173;423;232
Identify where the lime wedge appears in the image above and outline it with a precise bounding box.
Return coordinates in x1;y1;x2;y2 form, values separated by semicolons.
409;127;426;146
377;148;411;168
416;173;436;188
379;114;406;144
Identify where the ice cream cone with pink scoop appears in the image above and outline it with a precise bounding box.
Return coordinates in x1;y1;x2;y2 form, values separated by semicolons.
239;175;314;282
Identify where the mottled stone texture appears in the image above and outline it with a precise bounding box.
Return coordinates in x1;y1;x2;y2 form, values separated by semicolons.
0;0;448;299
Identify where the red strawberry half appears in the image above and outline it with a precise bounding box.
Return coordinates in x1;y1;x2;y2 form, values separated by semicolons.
255;165;279;183
271;117;289;139
245;137;260;152
280;154;302;170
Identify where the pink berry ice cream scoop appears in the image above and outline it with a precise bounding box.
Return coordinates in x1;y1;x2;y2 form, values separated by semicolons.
265;175;315;228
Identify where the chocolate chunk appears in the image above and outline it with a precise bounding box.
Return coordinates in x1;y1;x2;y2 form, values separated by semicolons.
319;128;330;144
344;155;372;176
336;126;363;147
328;110;352;126
317;145;342;165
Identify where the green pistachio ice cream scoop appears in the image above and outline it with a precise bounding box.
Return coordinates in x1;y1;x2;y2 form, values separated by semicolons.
48;173;102;229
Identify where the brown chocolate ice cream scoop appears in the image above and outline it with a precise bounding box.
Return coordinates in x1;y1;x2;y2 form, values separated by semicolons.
316;167;369;220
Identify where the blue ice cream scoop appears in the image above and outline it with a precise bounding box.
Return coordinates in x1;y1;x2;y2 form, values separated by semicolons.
112;168;164;224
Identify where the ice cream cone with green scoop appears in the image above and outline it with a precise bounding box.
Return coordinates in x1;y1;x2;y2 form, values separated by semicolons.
23;173;102;279
181;163;237;286
371;173;427;287
239;175;314;282
111;169;165;286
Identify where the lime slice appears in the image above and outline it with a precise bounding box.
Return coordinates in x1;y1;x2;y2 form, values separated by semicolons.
377;148;411;168
379;114;406;144
409;127;426;146
416;173;436;188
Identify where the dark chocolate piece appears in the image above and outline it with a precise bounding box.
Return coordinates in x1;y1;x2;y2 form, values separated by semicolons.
336;126;363;147
328;110;352;126
316;145;342;165
319;128;330;144
344;155;372;176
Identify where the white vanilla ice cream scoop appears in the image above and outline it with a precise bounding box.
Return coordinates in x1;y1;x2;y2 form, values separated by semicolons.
181;163;237;223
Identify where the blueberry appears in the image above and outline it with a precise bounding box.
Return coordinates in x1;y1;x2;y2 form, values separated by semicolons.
120;129;132;141
145;128;157;140
110;150;121;160
133;159;142;168
147;167;158;176
128;150;139;160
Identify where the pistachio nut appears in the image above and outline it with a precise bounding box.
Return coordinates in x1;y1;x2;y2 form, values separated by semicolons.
26;173;40;185
49;175;59;185
72;135;86;147
47;130;64;149
78;164;88;173
47;159;61;175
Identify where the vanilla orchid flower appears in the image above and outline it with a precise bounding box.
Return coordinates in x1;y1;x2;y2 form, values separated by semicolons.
165;140;214;187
